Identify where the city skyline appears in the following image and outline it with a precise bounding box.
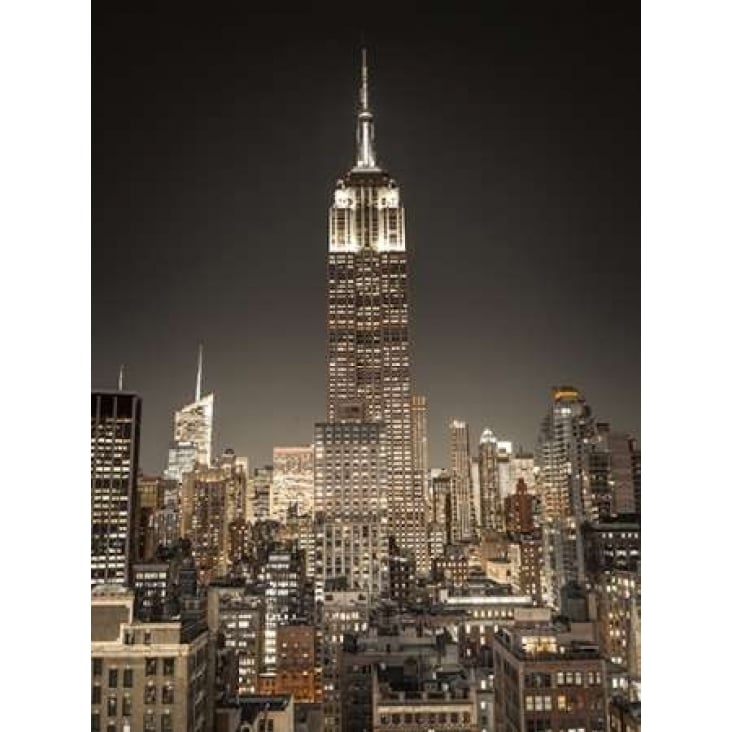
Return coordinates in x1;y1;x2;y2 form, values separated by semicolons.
92;6;639;471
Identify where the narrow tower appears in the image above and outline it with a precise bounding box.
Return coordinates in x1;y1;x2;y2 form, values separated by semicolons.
318;49;428;585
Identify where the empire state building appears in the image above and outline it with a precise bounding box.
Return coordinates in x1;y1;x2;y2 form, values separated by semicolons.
315;50;428;593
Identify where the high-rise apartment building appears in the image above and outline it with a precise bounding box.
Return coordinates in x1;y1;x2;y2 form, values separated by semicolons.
449;419;473;542
271;446;315;523
538;386;596;611
323;49;427;574
91;391;142;587
250;466;273;523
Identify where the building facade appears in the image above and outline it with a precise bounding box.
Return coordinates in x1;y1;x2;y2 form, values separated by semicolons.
91;586;210;732
271;446;315;523
91;391;142;587
314;420;388;599
449;419;474;542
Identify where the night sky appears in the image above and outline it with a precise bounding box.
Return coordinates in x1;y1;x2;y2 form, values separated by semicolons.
93;4;639;472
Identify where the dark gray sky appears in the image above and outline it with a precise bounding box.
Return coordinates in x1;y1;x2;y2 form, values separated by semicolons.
92;4;639;472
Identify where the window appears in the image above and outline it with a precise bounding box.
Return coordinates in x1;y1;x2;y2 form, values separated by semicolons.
107;724;116;732
143;712;156;732
163;658;175;676
108;669;118;688
123;669;133;688
92;685;101;705
162;685;174;704
107;696;117;717
161;714;172;732
92;713;101;732
146;658;158;676
93;658;102;677
123;696;132;716
145;683;156;704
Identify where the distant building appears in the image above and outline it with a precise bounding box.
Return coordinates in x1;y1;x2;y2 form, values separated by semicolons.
538;386;595;611
596;569;641;676
509;538;544;605
207;584;264;695
181;465;239;582
262;548;306;674
588;424;640;520
170;347;213;469
270;625;321;703
449;419;474;542
271;446;315;523
431;469;452;546
91;391;142;587
251;466;273;523
478;428;502;533
504;478;536;537
511;451;536;494
136;475;175;561
411;395;429;502
387;536;417;610
496;440;513;501
583;515;641;581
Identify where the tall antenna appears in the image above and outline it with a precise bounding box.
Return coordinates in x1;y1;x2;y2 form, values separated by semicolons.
356;46;377;169
118;364;125;391
195;344;203;402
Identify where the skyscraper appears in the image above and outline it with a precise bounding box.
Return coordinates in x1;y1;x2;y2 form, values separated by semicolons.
538;386;595;611
322;49;427;574
478;427;502;532
165;346;214;480
448;419;473;542
91;391;142;587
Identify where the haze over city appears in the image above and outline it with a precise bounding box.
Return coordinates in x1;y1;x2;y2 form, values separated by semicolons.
92;5;639;471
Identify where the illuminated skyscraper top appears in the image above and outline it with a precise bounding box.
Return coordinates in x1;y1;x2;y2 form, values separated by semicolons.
329;49;405;255
167;347;214;476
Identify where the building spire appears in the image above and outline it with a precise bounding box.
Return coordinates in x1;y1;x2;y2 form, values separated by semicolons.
356;47;377;169
195;344;203;402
